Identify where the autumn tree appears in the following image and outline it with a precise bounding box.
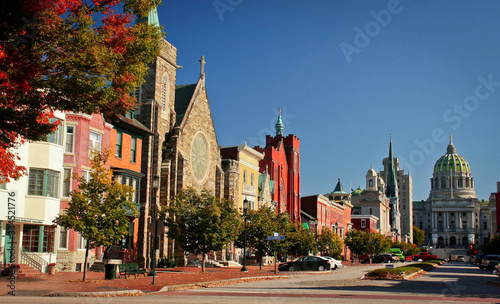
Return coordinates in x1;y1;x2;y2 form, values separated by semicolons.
0;0;162;181
166;188;239;272
345;229;390;260
413;225;425;247
54;149;136;282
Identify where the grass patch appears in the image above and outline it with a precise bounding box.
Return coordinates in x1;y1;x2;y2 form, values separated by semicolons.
364;262;439;280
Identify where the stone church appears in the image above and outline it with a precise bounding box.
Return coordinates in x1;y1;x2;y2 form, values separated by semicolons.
133;9;225;267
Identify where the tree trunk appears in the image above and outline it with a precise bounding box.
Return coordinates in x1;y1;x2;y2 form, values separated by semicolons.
83;243;90;282
201;253;206;273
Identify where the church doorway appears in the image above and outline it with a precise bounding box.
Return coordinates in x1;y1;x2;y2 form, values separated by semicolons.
449;236;457;247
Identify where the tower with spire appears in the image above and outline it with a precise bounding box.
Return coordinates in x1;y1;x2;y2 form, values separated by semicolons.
379;135;412;243
253;109;301;221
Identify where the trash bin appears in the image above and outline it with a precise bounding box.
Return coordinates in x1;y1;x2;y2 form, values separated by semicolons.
105;264;117;280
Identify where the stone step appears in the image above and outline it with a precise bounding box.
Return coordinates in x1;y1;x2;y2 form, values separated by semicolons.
89;261;105;272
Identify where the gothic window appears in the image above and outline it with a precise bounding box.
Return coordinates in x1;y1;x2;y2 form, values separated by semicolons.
161;73;169;112
190;133;209;182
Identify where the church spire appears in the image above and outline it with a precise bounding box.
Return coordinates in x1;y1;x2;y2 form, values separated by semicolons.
386;134;398;198
447;133;457;154
136;6;160;27
275;108;284;136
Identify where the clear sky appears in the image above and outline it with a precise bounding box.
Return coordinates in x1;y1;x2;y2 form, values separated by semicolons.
157;0;500;202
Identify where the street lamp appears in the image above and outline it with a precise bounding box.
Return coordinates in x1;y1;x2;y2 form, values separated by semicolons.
241;199;249;272
149;174;160;283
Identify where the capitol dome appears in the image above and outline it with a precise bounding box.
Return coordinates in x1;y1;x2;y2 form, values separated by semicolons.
429;135;476;199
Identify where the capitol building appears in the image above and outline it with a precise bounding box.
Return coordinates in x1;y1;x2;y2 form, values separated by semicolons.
413;136;492;248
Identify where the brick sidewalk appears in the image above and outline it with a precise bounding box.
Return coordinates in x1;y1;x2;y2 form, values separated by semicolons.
0;265;291;296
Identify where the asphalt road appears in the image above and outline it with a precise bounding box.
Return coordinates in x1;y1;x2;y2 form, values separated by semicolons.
2;262;499;304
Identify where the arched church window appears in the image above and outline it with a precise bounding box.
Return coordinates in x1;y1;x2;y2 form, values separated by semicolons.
369;179;373;187
161;73;169;112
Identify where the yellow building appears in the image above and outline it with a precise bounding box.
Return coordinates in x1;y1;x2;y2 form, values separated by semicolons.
221;143;264;211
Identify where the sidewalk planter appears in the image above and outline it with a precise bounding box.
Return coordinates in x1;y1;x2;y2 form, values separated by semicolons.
47;265;57;275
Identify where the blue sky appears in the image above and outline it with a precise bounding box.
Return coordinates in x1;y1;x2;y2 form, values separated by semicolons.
157;0;500;201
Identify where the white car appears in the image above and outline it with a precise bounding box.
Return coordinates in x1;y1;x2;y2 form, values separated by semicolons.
317;256;342;270
494;263;500;277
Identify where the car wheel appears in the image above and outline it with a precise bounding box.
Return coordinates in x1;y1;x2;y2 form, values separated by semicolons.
289;266;295;271
317;265;325;271
333;264;337;270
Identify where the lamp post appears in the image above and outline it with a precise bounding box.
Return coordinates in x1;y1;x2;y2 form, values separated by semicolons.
149;174;160;283
241;199;249;272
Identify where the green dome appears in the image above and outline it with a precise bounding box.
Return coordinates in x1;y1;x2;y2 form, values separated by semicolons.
433;142;470;174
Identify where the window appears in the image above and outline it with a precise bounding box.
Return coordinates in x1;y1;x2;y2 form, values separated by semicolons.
251;173;254;186
45;119;63;145
115;131;123;158
161;74;169;112
130;137;137;162
125;111;134;119
483;221;487;230
28;168;60;198
243;170;247;184
81;170;90;182
89;131;102;152
62;168;72;197
59;227;68;249
0;175;6;190
463;212;466;217
77;233;86;250
65;125;74;153
369;208;372;215
22;225;55;253
369;179;373;187
361;219;366;228
122;222;135;249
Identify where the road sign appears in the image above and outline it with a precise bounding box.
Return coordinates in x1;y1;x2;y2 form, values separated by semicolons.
149;219;164;236
266;236;285;241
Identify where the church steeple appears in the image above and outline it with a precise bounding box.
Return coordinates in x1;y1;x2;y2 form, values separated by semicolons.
136;6;160;27
275;108;284;136
386;134;398;198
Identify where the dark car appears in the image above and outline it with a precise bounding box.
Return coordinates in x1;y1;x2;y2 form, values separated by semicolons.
474;253;486;267
278;256;331;271
362;255;388;264
479;255;500;270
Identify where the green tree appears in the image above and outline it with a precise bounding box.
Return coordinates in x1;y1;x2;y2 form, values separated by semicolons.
345;229;390;259
413;226;425;246
235;206;277;270
317;227;344;259
288;224;317;256
482;234;500;254
54;149;136;281
166;188;239;272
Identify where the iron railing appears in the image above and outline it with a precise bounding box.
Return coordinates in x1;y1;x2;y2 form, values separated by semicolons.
20;247;48;273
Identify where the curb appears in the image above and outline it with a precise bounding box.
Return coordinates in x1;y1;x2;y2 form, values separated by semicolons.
159;275;292;292
45;289;145;297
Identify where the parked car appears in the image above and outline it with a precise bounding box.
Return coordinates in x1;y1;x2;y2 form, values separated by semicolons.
405;256;413;262
318;256;342;270
413;252;438;261
381;253;399;263
278;256;331;271
479;255;500;271
362;255;388;264
474;253;486;267
454;256;466;262
494;263;500;277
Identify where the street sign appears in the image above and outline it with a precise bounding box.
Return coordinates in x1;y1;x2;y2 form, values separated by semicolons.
149;219;165;236
266;236;285;241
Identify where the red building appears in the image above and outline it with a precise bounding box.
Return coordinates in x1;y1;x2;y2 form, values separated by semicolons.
301;179;353;259
254;110;301;221
59;113;112;271
351;215;379;232
107;113;153;263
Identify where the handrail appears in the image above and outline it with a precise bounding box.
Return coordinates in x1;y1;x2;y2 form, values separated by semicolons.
20;247;48;273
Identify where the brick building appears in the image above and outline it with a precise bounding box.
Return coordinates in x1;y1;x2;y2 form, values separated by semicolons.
254;110;301;222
